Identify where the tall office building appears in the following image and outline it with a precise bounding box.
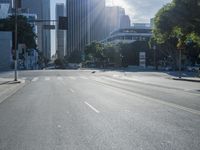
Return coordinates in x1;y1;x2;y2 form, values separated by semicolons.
66;0;105;56
67;0;88;55
0;0;11;4
56;3;65;59
150;18;154;29
105;6;125;36
0;0;12;15
89;0;106;41
0;3;10;18
0;0;21;10
120;15;131;28
21;0;51;60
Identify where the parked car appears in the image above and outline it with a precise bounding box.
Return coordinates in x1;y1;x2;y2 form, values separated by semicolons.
187;64;200;72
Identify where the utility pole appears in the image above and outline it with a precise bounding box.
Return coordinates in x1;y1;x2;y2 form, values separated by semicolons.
14;0;18;81
177;37;183;79
153;45;158;70
179;48;182;78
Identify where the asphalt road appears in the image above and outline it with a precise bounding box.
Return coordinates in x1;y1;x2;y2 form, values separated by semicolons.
0;70;200;150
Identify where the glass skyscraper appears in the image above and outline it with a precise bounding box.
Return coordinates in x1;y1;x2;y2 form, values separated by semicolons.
56;3;66;59
66;0;105;56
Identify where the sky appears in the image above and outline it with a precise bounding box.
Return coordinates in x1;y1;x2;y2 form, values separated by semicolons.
106;0;172;23
50;0;172;56
51;0;172;23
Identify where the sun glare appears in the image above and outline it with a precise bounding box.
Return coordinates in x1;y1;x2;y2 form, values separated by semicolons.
106;0;127;7
106;0;135;22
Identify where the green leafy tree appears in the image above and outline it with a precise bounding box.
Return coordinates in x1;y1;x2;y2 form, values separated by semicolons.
119;41;151;66
85;41;105;61
67;50;82;63
0;15;37;49
103;44;121;66
153;0;200;46
153;0;200;67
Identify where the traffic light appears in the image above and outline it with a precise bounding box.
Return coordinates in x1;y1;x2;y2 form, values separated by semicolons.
15;0;22;8
58;16;68;30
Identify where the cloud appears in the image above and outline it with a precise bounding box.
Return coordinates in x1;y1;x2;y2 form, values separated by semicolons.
106;0;172;23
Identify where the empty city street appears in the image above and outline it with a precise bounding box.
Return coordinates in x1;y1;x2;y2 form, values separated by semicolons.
0;70;200;150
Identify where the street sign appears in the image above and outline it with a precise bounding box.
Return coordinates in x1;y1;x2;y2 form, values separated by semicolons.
59;16;68;30
139;52;146;68
43;25;55;30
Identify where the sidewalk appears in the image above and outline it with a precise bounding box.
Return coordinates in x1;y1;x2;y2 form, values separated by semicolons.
0;78;25;104
172;77;200;82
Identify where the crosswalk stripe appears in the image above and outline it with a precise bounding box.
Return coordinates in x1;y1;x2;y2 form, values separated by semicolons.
57;77;63;80
45;77;50;81
69;76;76;80
32;77;38;82
80;76;88;80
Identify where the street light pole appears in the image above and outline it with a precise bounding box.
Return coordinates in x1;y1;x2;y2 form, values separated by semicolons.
14;0;18;81
153;45;157;70
177;36;183;79
179;48;182;78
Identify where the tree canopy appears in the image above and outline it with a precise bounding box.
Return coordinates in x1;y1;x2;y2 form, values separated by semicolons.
153;0;200;46
85;41;105;61
0;15;37;49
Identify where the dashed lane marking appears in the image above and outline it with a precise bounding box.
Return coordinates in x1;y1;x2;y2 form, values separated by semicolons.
45;77;50;81
84;101;100;113
69;76;76;80
69;89;74;93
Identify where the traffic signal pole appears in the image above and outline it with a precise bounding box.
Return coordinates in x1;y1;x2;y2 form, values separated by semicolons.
179;48;182;78
14;0;18;81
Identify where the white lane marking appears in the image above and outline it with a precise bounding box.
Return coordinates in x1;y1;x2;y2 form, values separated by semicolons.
113;74;120;78
70;89;74;93
45;77;50;81
69;76;76;80
84;101;100;113
57;77;63;80
80;76;88;80
57;125;61;128
32;77;39;82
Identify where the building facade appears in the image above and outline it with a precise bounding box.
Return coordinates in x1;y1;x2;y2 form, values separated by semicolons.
66;0;87;55
0;3;10;18
66;0;106;56
120;15;131;28
105;6;125;37
0;31;12;71
21;0;51;60
89;0;106;42
101;25;152;44
0;0;11;5
56;3;65;59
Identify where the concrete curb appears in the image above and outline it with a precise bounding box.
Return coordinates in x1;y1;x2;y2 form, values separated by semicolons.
172;78;200;83
0;79;26;104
